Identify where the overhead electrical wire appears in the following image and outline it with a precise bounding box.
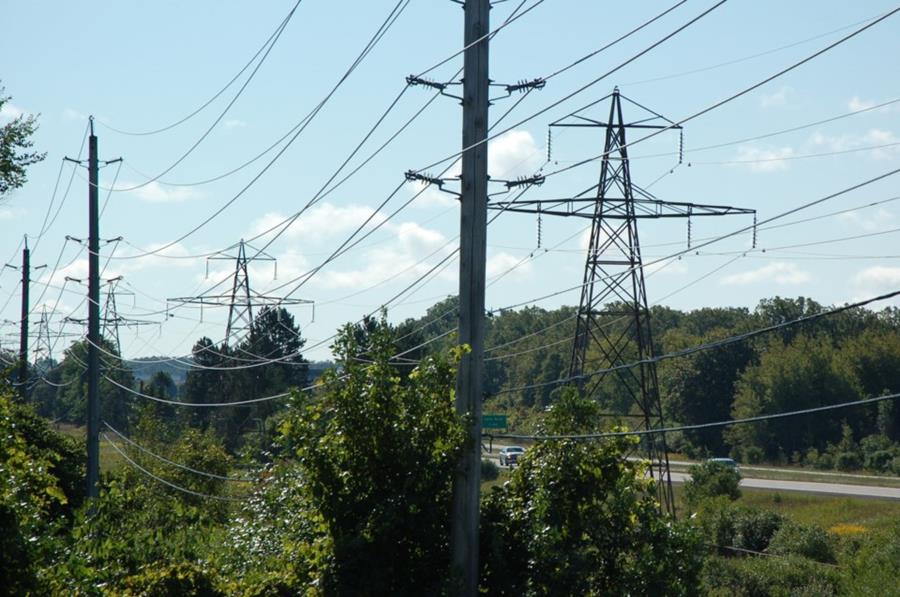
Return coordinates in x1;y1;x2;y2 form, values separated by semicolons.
495;288;900;396
540;7;900;181
491;391;900;442
98;3;301;137
103;1;304;193
106;0;411;260
103;421;255;482
103;433;247;502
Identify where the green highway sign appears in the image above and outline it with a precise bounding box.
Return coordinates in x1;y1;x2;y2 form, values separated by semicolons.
482;414;507;429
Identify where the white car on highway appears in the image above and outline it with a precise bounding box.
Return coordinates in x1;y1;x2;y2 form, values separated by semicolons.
499;446;525;467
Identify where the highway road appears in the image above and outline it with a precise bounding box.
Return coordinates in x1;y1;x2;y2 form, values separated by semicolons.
484;447;900;500
667;470;900;500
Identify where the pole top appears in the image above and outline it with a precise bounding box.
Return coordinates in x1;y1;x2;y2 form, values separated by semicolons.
89;115;95;136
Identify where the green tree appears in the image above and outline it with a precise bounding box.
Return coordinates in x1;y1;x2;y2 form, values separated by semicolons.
727;335;861;460
479;389;702;595
0;85;46;199
55;338;136;430
683;460;741;509
277;316;465;595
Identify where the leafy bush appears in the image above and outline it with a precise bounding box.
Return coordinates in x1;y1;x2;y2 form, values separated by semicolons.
734;508;784;552
702;554;839;597
843;522;900;595
768;521;836;563
864;449;894;472
834;451;862;472
684;461;741;508
277;318;466;595
698;501;784;553
481;458;499;481
741;445;764;464
118;562;223;597
480;389;703;596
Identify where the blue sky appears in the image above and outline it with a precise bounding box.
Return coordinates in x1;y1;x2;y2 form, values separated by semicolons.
1;0;899;362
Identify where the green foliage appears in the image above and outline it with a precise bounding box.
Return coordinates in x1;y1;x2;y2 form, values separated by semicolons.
479;389;703;596
0;385;83;595
728;335;861;460
51;338;137;429
277;316;465;594
684;460;742;508
481;458;499;481
768;521;836;563
843;522;900;595
118;562;223;597
0;84;46;198
698;500;784;553
702;554;840;597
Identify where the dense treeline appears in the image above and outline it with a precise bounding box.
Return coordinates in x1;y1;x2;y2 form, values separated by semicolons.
402;295;900;473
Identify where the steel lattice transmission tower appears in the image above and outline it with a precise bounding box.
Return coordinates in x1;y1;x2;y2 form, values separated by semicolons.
169;239;312;347
490;89;756;515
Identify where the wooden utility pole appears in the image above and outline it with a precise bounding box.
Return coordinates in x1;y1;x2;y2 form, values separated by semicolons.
17;239;30;401
449;0;490;593
86;117;100;501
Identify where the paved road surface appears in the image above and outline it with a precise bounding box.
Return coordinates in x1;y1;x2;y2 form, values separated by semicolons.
667;471;900;500
484;447;900;500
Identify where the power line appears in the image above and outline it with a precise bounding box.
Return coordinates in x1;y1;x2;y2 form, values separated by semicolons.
97;2;302;137
496;288;900;396
489;392;900;442
414;0;731;175
107;0;411;259
541;7;900;181
103;433;246;502
103;1;303;193
103;421;255;482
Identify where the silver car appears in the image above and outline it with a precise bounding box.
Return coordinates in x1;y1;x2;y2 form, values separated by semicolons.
499;446;525;467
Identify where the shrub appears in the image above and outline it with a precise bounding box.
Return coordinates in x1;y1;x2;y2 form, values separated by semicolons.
844;523;900;595
892;455;900;475
864;449;894;472
768;521;836;563
702;554;839;597
834;451;862;472
742;445;764;464
684;461;741;508
481;458;500;481
733;508;784;552
118;562;223;596
696;500;784;553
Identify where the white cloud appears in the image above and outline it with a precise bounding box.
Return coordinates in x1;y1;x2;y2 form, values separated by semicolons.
809;128;899;160
0;102;24;120
734;145;794;172
223;119;247;129
854;266;900;288
63;108;87;122
489;130;542;178
849;265;900;305
0;207;25;221
249;204;389;246
848;96;876;112
838;208;894;232
123;181;203;203
760;86;793;108
486;251;532;279
721;262;810;286
847;96;898;113
646;258;688;276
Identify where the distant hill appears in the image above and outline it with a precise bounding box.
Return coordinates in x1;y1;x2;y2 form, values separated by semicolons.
125;357;335;386
125;357;190;385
